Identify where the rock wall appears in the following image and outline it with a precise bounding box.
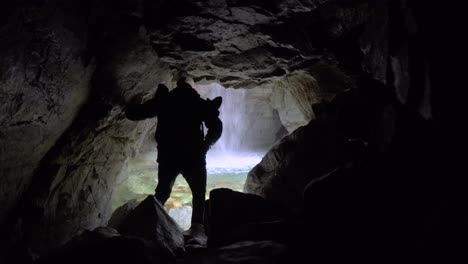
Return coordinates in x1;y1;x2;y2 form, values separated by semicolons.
245;3;468;260
0;1;95;228
21;32;173;252
0;1;174;254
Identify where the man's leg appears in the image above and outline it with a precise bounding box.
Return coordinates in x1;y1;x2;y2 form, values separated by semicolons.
182;165;207;224
155;163;179;205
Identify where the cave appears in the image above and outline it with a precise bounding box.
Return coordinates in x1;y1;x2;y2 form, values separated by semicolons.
0;0;467;263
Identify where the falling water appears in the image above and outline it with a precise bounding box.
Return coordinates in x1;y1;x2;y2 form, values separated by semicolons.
196;83;265;175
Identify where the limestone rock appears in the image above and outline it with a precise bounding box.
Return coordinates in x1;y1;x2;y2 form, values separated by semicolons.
118;195;185;258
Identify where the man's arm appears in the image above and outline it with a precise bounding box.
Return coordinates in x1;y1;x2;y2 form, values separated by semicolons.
204;116;223;150
125;84;169;121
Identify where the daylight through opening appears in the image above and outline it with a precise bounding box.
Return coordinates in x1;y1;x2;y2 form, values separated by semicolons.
112;83;285;229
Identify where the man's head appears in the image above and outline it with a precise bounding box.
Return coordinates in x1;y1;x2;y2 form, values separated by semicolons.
155;84;169;98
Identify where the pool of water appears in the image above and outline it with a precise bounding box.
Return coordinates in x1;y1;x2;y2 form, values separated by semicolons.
111;151;263;211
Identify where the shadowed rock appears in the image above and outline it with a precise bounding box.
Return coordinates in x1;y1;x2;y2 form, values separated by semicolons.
205;188;292;247
205;240;287;264
108;199;138;230
37;227;157;264
244;114;339;212
118;195;185;258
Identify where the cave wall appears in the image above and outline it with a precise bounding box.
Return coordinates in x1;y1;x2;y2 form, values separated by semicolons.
0;1;95;228
0;0;174;254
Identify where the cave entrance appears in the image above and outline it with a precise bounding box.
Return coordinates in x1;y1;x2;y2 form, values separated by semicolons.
112;82;287;229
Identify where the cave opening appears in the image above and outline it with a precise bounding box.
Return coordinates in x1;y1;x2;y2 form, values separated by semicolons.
112;82;287;229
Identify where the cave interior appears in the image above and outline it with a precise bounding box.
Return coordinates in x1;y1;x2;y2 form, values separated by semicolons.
0;0;467;263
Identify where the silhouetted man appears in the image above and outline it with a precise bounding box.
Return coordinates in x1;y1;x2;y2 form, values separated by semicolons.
126;78;222;233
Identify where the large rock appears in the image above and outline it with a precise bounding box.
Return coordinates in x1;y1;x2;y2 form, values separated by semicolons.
244;79;398;212
118;195;185;258
108;199;138;230
244;114;339;212
205;188;292;247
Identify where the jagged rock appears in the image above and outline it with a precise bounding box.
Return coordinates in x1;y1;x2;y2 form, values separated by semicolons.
118;195;185;258
108;199;138;230
37;227;158;264
205;188;291;247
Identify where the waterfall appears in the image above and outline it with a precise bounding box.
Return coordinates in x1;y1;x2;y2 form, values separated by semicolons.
196;83;264;174
198;83;248;153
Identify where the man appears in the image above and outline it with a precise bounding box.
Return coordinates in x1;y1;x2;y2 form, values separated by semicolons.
126;77;222;233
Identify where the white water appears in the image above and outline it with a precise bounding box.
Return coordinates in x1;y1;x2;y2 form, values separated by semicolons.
205;152;263;174
196;83;266;174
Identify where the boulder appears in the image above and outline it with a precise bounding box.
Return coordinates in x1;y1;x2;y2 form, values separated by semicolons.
118;195;185;258
244;114;339;212
205;188;292;247
108;199;138;230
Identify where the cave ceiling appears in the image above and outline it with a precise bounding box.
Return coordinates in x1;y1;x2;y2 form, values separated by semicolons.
139;0;370;88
